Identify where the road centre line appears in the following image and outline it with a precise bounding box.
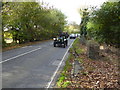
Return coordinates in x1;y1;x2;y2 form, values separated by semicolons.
1;47;42;64
47;39;76;88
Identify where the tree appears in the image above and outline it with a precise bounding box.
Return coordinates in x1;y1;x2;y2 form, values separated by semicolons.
2;2;67;46
79;8;89;37
87;1;120;47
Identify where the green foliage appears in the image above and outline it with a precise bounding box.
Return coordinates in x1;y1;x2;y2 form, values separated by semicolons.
72;38;82;55
63;55;72;72
2;2;67;47
57;74;71;88
79;8;89;36
57;80;62;87
2;38;7;48
57;75;65;87
72;38;79;47
59;76;65;81
77;58;83;63
87;1;120;47
61;81;71;88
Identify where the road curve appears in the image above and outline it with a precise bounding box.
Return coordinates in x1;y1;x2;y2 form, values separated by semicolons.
2;39;75;88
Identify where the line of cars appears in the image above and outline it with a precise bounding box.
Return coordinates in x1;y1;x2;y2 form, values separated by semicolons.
69;33;80;39
53;33;80;48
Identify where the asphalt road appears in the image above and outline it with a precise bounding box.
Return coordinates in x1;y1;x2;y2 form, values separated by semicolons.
2;39;75;88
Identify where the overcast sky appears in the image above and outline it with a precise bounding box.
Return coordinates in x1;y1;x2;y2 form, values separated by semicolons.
38;0;107;24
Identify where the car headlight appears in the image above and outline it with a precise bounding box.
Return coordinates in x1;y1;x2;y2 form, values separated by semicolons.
53;38;56;40
64;39;66;41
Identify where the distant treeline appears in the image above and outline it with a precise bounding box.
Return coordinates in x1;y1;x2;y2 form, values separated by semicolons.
2;2;67;47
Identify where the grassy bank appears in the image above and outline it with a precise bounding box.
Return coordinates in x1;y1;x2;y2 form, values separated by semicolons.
56;38;83;88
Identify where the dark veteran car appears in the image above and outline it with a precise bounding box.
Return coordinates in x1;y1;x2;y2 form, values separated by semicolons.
53;36;68;48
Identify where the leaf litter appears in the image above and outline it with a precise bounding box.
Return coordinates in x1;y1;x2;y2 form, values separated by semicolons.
60;43;120;88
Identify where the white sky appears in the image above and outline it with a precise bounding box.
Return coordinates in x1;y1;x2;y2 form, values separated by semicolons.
38;0;107;24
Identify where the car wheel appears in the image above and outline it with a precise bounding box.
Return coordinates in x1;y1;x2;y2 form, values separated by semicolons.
66;41;68;46
63;43;66;48
54;43;56;47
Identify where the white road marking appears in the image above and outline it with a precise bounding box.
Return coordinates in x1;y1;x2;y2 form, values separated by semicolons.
0;47;42;64
52;60;60;66
46;39;75;88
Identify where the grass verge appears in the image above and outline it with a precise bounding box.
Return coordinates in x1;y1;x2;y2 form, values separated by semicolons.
56;38;84;88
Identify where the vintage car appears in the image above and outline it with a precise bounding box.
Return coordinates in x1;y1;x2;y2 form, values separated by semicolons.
53;36;68;48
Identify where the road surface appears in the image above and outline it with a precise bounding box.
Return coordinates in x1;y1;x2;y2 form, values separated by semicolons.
2;39;75;88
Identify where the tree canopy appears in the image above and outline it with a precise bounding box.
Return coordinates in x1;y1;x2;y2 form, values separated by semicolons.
2;2;67;47
80;1;120;47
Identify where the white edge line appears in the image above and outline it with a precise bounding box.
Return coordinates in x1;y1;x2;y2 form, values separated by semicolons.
0;47;42;64
46;39;76;88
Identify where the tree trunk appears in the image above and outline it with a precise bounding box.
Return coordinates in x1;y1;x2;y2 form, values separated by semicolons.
87;40;100;60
